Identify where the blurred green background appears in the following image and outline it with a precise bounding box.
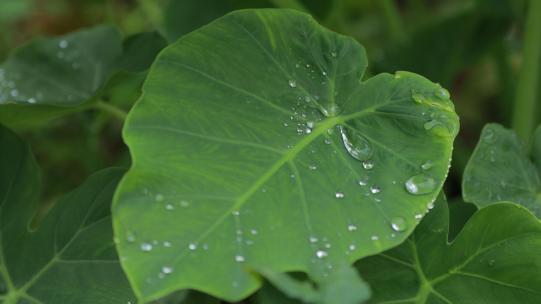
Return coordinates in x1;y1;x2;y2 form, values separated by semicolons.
0;0;534;213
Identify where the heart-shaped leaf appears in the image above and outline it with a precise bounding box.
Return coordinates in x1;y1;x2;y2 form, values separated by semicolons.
357;195;541;303
0;125;134;303
113;9;458;302
0;26;166;128
463;123;541;217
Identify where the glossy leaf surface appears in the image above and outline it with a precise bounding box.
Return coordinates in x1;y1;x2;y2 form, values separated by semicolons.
463;123;541;217
357;196;541;303
0;125;134;303
114;9;458;302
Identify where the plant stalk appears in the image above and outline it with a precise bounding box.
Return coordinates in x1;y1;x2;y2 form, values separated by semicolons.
379;0;405;42
512;0;541;142
94;100;128;122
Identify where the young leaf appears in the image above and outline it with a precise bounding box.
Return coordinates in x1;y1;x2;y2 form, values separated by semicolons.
463;123;541;217
357;195;541;303
113;9;458;302
0;126;134;303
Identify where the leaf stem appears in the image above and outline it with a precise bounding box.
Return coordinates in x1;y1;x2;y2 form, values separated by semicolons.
379;0;405;42
269;0;309;13
512;0;541;142
93;100;128;122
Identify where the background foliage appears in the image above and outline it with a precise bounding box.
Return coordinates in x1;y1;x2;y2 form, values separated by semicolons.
1;0;539;303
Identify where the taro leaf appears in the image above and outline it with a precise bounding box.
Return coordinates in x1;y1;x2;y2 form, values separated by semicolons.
463;123;541;217
356;195;541;303
113;9;458;302
0;125;134;303
0;26;166;128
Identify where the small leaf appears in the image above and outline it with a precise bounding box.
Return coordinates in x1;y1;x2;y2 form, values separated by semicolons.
357;195;541;303
114;9;458;302
0;125;134;303
463;123;541;217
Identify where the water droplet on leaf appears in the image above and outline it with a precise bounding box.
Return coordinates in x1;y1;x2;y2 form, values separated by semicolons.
405;174;436;195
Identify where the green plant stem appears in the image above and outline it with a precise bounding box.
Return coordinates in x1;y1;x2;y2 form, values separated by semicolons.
379;0;405;42
93;100;128;122
512;0;541;142
270;0;309;13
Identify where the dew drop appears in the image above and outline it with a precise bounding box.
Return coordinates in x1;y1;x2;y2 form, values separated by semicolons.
163;241;172;247
155;194;164;202
370;186;381;194
370;235;379;241
308;164;317;170
188;243;197;250
335;192;345;199
390;217;407;232
316;250;328;258
324;138;332;145
412;92;426;104
235;255;246;263
162;266;173;274
140;243;153;252
309;236;318;243
339;126;373;161
405;174;436;195
321;104;341;117
165;204;174;210
348;244;356;251
358;179;367;186
330;51;337;58
483;127;497;143
421;161;433;170
362;161;374;170
288;79;297;88
347;224;357;232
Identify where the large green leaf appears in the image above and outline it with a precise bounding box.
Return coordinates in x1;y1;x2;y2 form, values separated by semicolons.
0;26;166;128
0;126;134;303
463;123;541;217
357;195;541;303
114;9;458;302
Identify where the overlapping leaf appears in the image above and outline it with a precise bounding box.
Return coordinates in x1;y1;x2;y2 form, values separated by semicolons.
0;26;166;128
114;9;458;302
357;195;541;303
0;125;134;303
463;123;541;217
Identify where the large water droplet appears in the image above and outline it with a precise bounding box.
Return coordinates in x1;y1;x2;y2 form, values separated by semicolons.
339;126;373;161
405;174;436;195
423;111;458;137
390;217;407;232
